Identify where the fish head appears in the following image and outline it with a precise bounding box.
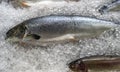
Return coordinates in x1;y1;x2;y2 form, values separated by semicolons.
6;24;27;42
69;59;87;72
99;5;108;14
6;23;41;42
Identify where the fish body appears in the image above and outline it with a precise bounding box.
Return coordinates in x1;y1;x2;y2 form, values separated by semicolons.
6;15;117;46
1;0;80;8
99;0;120;14
24;0;80;7
69;55;120;72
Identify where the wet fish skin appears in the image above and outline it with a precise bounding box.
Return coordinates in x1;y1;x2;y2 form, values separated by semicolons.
23;0;80;8
69;55;120;72
99;0;120;14
6;15;117;46
1;0;80;8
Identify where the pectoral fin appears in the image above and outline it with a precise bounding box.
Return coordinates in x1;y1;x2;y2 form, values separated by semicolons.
40;34;76;42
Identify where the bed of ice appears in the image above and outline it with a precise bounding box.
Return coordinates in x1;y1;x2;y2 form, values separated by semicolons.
0;0;120;72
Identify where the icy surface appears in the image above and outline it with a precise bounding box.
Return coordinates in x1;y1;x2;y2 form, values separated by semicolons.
0;0;120;72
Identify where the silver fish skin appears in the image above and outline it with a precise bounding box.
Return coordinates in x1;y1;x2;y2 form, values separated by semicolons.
69;55;120;72
1;0;79;8
6;15;117;46
99;0;120;14
22;0;80;8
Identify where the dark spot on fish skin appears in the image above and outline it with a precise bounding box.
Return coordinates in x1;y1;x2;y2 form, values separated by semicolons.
30;34;41;40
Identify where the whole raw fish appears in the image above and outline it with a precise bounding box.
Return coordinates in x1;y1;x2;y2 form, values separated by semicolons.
6;15;117;46
1;0;80;8
99;0;120;14
69;55;120;72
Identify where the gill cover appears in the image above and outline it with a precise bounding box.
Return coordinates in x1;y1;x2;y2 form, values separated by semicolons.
6;24;27;39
